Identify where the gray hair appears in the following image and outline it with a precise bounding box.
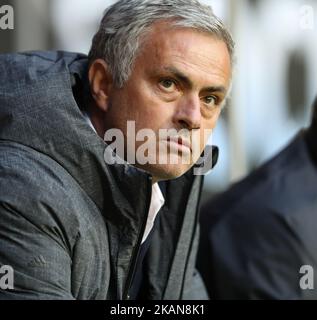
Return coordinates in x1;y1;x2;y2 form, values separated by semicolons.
88;0;235;88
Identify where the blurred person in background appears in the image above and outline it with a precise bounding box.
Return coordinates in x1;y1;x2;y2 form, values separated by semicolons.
0;0;233;299
197;97;317;299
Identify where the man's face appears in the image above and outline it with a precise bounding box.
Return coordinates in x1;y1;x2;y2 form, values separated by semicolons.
103;22;232;182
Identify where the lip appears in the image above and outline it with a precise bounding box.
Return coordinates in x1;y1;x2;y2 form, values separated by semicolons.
166;136;192;153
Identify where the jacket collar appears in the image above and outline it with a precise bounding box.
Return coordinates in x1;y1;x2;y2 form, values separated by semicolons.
0;51;152;216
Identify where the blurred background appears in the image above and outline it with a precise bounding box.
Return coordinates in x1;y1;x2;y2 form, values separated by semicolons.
1;0;316;203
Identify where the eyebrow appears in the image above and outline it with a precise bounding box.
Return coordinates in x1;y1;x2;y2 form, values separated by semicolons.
162;66;227;94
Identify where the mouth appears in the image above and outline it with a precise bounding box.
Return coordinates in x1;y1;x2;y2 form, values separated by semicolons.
166;136;192;153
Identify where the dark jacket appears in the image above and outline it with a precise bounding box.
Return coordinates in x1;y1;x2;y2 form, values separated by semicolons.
197;125;317;299
0;51;207;300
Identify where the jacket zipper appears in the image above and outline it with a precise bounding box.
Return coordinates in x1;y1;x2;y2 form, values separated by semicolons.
122;175;152;300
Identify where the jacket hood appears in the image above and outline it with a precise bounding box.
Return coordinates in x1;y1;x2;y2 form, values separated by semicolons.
0;51;152;214
0;50;212;299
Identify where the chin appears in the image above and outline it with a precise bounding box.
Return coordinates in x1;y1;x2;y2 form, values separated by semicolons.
141;163;193;182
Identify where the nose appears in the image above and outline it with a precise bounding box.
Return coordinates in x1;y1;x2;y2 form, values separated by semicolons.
173;95;201;130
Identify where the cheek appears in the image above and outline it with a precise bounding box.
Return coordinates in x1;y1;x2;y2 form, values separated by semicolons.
197;116;221;152
126;88;155;117
135;101;172;130
135;116;157;133
209;109;222;128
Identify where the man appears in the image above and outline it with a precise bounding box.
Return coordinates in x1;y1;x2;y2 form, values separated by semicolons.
197;98;317;299
0;0;233;299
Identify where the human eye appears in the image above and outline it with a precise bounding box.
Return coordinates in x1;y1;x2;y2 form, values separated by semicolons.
158;79;177;92
203;95;218;109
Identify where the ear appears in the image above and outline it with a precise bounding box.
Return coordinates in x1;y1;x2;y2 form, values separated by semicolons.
88;59;113;112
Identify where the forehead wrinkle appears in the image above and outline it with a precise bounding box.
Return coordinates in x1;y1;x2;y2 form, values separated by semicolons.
166;53;229;88
136;26;231;87
172;52;228;75
159;39;230;81
166;33;229;63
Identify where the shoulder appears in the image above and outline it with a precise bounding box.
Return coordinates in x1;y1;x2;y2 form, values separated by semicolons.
0;142;92;251
0;51;87;85
202;132;317;223
200;132;317;260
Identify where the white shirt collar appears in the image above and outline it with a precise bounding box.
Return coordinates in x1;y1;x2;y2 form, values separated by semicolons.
83;111;97;134
141;182;165;244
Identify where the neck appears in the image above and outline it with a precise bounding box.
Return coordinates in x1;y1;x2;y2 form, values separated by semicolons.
88;104;107;139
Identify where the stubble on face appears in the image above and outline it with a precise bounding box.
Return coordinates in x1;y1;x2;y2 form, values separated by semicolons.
103;21;232;182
